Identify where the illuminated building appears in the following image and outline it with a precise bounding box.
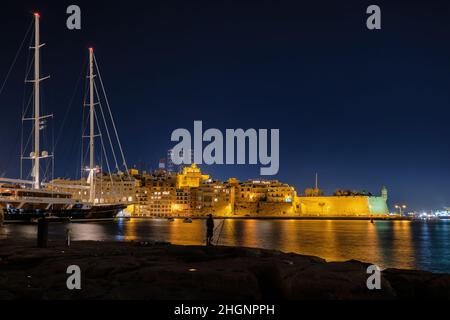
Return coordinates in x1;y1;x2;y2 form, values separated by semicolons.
190;180;235;216
50;172;135;205
127;163;389;218
173;188;191;215
266;182;296;203
237;180;271;202
176;163;210;188
132;169;177;217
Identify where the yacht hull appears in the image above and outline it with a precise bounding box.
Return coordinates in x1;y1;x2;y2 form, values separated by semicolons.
1;204;126;223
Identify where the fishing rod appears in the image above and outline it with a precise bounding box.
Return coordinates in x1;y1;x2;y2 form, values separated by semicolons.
215;218;226;245
209;218;223;245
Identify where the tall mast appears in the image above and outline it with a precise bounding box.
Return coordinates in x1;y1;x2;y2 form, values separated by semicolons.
88;47;95;202
32;12;41;189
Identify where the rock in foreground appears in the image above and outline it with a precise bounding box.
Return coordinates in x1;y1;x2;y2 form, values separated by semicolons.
0;240;449;300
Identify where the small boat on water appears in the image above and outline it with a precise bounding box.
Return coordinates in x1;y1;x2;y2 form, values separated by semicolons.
183;218;193;223
168;217;175;222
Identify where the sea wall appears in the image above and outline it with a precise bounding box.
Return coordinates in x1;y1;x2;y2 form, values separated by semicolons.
230;196;389;217
128;196;389;218
233;202;294;216
294;196;389;216
193;196;389;217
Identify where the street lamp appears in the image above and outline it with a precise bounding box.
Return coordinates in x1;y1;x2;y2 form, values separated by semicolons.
394;204;407;215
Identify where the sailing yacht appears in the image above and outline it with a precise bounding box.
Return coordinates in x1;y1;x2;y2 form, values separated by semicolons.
0;13;130;222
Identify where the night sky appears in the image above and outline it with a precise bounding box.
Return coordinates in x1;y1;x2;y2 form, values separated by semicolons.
1;0;450;211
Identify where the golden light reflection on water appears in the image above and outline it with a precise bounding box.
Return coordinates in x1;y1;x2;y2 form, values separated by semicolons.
2;218;449;272
66;223;110;241
160;219;420;270
167;219;206;245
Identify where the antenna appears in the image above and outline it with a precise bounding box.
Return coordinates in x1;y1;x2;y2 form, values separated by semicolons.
315;172;318;190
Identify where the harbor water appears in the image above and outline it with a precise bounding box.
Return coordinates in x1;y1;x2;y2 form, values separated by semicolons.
1;218;450;273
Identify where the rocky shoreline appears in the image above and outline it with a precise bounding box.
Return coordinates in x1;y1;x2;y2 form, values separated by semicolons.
0;239;449;300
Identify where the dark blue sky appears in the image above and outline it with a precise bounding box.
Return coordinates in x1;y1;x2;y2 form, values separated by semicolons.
1;0;450;211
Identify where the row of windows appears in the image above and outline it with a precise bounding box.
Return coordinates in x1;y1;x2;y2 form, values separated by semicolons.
149;183;176;187
18;191;71;199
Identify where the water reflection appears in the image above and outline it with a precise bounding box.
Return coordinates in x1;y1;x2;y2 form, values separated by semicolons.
1;218;450;273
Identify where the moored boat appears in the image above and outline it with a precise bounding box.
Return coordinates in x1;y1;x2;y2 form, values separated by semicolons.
0;13;131;223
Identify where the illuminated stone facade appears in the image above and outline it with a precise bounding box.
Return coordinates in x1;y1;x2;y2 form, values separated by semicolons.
128;164;390;217
50;173;135;205
190;181;235;216
176;163;210;188
131;169;178;217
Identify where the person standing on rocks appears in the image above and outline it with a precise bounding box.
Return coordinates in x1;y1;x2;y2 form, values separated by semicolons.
206;214;214;246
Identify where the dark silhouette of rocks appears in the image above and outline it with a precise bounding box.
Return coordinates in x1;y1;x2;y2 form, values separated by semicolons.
0;240;449;300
